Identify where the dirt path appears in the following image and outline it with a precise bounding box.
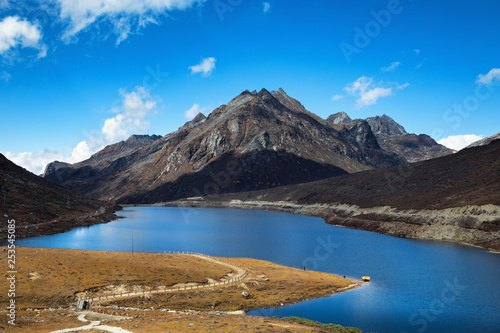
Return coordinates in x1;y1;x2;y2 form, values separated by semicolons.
53;254;248;332
50;312;132;333
88;253;248;304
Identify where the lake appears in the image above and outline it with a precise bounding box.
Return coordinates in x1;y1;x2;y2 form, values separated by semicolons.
15;206;500;333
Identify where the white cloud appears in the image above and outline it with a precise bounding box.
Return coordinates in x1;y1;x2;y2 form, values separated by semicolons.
413;49;420;56
397;82;410;90
356;87;392;108
438;134;483;151
69;140;97;162
0;16;46;58
263;2;271;13
476;68;500;85
3;86;159;174
101;87;157;143
381;61;401;72
72;87;157;162
189;57;216;76
331;94;344;101
55;0;205;44
345;76;372;95
3;149;65;175
1;71;10;82
344;76;406;109
184;103;208;120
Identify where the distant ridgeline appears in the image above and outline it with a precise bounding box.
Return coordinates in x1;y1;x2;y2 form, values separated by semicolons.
43;88;455;204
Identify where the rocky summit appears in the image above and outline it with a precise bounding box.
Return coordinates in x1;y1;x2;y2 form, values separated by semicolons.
327;113;454;163
44;88;406;204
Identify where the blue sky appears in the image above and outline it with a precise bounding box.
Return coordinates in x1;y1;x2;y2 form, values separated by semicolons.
1;0;499;174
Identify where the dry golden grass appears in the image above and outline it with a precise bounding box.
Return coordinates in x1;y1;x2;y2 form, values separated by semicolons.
2;309;339;333
111;311;340;332
0;310;85;333
0;247;359;332
0;247;231;309
108;257;357;311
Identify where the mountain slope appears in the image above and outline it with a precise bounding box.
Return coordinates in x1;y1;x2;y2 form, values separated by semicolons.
0;154;119;240
190;140;500;250
42;134;162;178
208;139;500;210
44;88;406;203
327;113;454;162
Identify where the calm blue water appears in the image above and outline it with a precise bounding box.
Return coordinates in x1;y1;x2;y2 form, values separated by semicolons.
15;206;500;333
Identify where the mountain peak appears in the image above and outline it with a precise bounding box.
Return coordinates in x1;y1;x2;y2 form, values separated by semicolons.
191;112;206;123
257;88;275;100
224;88;283;113
326;112;453;163
366;114;407;136
45;88;409;203
225;90;259;111
125;134;162;145
42;160;72;178
270;87;310;115
179;112;207;132
326;112;353;125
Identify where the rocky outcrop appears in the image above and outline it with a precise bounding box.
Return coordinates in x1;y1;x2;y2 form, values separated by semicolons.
179;112;207;132
365;114;407;136
375;132;454;163
43;134;162;179
44;88;405;203
326;113;454;163
78;134;161;167
326;112;353;125
42;160;72;178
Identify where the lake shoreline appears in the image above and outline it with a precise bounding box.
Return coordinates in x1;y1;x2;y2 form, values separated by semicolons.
9;205;500;333
10;201;498;254
0;247;362;332
156;200;500;252
0;205;122;243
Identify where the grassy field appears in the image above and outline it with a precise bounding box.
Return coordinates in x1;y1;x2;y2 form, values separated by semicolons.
0;246;360;332
2;309;366;333
106;256;357;311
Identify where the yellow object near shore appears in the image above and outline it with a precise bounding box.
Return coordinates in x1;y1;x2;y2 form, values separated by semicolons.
362;276;370;282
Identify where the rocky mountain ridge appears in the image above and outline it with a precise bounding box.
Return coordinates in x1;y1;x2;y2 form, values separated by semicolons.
327;112;454;163
44;88;406;203
42;134;162;178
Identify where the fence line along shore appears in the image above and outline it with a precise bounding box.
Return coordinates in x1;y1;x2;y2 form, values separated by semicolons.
78;251;249;309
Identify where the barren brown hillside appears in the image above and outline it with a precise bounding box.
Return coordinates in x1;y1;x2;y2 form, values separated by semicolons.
210;139;500;210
